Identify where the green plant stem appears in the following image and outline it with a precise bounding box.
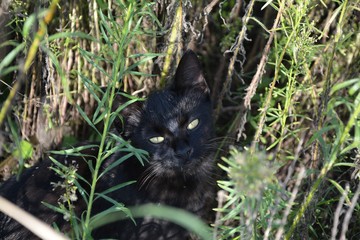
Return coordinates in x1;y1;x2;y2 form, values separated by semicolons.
275;67;296;153
82;32;128;235
82;84;118;239
82;3;134;237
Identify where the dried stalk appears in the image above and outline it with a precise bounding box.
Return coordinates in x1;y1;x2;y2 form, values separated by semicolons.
339;183;360;240
236;0;285;142
330;184;349;240
243;2;284;109
274;167;306;240
251;0;291;149
214;0;256;119
0;196;68;240
160;0;183;87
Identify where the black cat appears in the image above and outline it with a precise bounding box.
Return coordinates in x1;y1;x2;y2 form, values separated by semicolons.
0;50;216;239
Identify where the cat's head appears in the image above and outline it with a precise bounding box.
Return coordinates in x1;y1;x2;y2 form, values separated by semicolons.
117;50;214;178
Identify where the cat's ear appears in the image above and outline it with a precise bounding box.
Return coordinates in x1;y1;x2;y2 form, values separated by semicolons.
172;50;209;94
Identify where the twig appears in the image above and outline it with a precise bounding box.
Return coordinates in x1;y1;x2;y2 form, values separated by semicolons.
203;0;221;31
339;183;360;240
243;3;282;109
251;0;289;148
264;132;306;239
213;190;226;240
330;184;349;240
0;196;69;240
282;130;306;188
275;167;306;240
310;0;349;173
234;0;285;141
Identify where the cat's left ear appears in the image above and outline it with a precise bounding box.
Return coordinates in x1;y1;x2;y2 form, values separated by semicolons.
172;50;209;94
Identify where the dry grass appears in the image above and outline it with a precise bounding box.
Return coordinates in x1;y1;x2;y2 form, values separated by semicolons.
1;0;360;239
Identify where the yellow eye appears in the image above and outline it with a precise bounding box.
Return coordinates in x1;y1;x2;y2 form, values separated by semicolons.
149;136;165;144
187;119;199;130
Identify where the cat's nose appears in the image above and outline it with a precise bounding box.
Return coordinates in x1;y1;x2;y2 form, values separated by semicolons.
176;148;192;159
175;144;193;162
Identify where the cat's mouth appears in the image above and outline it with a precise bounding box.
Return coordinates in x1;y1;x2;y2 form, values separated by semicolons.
150;156;201;177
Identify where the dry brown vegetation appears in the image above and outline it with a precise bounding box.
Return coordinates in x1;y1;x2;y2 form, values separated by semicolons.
1;0;360;239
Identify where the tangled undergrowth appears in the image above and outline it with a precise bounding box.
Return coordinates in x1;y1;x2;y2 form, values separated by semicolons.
1;0;360;239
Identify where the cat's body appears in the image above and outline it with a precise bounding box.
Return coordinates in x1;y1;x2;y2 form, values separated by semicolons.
0;50;216;239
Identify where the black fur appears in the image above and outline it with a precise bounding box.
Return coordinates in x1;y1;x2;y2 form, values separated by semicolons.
0;50;216;239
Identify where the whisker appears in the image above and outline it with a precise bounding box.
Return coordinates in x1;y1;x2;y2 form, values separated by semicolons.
138;166;155;190
138;162;162;190
208;136;235;143
143;169;159;191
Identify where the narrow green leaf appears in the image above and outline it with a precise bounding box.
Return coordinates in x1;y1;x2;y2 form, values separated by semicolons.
330;78;360;95
22;15;36;39
76;105;101;136
305;125;337;147
90;204;212;240
96;180;136;199
46;31;97;43
0;42;26;72
98;152;134;179
327;178;351;205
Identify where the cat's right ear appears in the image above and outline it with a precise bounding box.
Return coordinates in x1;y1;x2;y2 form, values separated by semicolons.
172;50;209;94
